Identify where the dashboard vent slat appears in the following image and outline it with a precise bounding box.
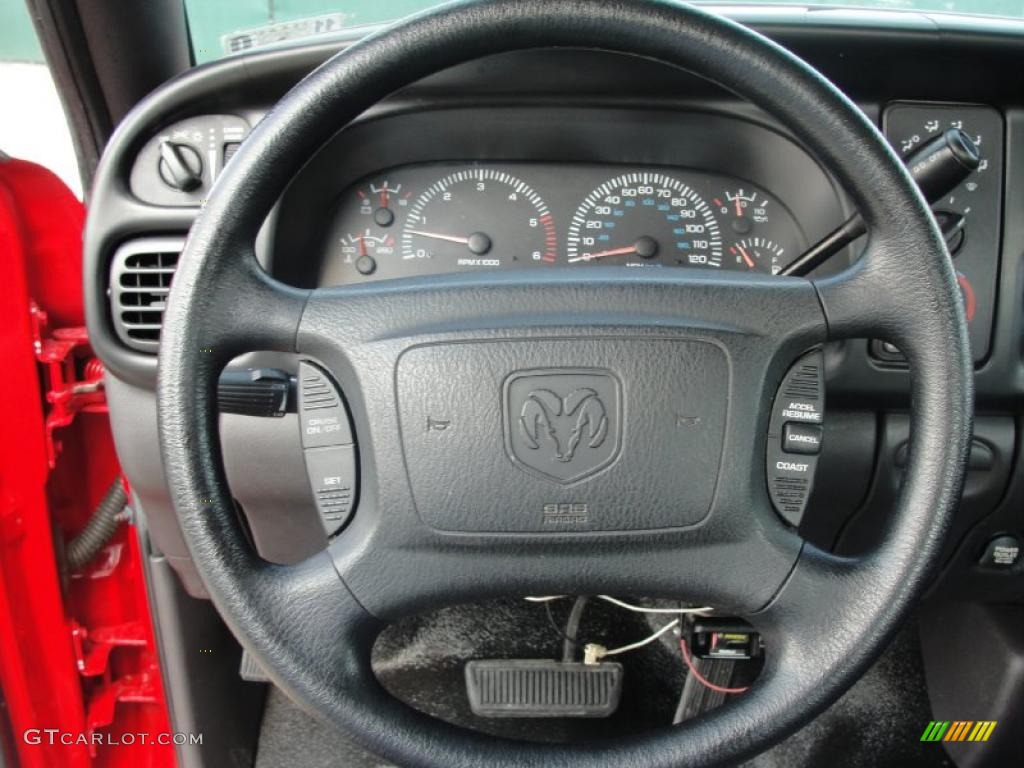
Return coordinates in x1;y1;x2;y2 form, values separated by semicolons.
109;237;185;353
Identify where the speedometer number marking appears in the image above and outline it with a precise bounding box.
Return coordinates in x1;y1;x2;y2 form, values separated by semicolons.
566;172;723;268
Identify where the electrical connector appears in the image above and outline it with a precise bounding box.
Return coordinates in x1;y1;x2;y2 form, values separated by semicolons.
584;643;606;665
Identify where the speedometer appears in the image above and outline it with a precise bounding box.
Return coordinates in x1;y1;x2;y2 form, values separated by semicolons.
565;172;722;268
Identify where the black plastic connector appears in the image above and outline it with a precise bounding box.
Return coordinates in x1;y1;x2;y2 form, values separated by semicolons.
689;619;762;661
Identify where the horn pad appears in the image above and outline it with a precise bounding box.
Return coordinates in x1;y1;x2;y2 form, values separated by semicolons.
395;338;728;533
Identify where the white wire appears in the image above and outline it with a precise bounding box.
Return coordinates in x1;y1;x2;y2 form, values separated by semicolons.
599;618;680;657
597;595;713;615
525;595;713;613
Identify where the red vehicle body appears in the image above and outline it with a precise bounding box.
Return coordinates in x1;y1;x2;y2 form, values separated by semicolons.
0;158;173;768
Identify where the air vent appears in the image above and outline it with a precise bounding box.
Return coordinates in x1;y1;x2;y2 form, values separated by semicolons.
109;237;185;352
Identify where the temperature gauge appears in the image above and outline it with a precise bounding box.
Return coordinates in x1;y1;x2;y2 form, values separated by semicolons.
339;229;397;276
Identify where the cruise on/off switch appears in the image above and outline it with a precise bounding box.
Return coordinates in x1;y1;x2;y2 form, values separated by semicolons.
766;350;825;527
298;362;353;448
297;362;357;535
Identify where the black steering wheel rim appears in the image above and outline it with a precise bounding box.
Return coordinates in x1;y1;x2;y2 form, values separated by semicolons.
157;1;972;765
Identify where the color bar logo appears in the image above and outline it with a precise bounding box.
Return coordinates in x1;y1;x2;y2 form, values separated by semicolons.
920;721;997;742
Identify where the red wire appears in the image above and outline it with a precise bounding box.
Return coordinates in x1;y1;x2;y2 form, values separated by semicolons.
679;638;750;695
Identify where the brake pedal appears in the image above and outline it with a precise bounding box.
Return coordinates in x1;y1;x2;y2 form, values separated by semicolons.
465;660;623;718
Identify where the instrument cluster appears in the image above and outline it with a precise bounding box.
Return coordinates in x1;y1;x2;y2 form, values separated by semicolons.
318;163;807;285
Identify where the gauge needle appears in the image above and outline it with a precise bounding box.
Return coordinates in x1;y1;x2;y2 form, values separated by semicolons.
358;235;368;258
566;245;637;263
736;244;756;269
734;197;743;218
406;229;471;245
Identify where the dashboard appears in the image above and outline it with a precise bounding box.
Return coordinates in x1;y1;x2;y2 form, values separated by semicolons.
320;162;805;283
82;11;1024;612
71;14;1024;765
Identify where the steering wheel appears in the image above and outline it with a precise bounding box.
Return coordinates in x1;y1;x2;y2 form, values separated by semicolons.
157;0;972;764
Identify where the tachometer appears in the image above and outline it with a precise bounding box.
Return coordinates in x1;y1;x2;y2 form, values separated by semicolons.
401;168;556;270
565;172;722;268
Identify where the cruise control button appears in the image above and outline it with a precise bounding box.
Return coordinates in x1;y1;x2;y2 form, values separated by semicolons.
766;350;824;528
297;361;353;448
768;350;825;436
766;438;810;528
782;422;823;455
304;445;357;536
978;535;1020;569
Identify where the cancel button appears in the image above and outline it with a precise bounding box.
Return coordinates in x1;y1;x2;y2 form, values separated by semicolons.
782;422;823;456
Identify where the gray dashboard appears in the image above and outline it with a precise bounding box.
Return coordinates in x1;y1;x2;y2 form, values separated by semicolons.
83;10;1024;601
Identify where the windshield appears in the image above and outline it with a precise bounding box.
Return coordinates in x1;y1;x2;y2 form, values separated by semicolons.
185;0;1024;63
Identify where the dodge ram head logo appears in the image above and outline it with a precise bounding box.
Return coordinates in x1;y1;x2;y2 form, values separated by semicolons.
504;369;622;484
520;388;608;462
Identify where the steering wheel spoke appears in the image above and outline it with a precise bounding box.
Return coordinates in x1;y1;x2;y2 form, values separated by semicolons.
162;239;309;367
813;227;967;360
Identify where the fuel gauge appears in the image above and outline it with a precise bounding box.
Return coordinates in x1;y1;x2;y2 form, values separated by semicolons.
727;237;786;275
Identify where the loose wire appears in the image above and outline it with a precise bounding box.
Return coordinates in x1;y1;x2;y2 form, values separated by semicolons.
679;637;749;694
598;618;680;658
597;595;713;615
527;595;713;614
